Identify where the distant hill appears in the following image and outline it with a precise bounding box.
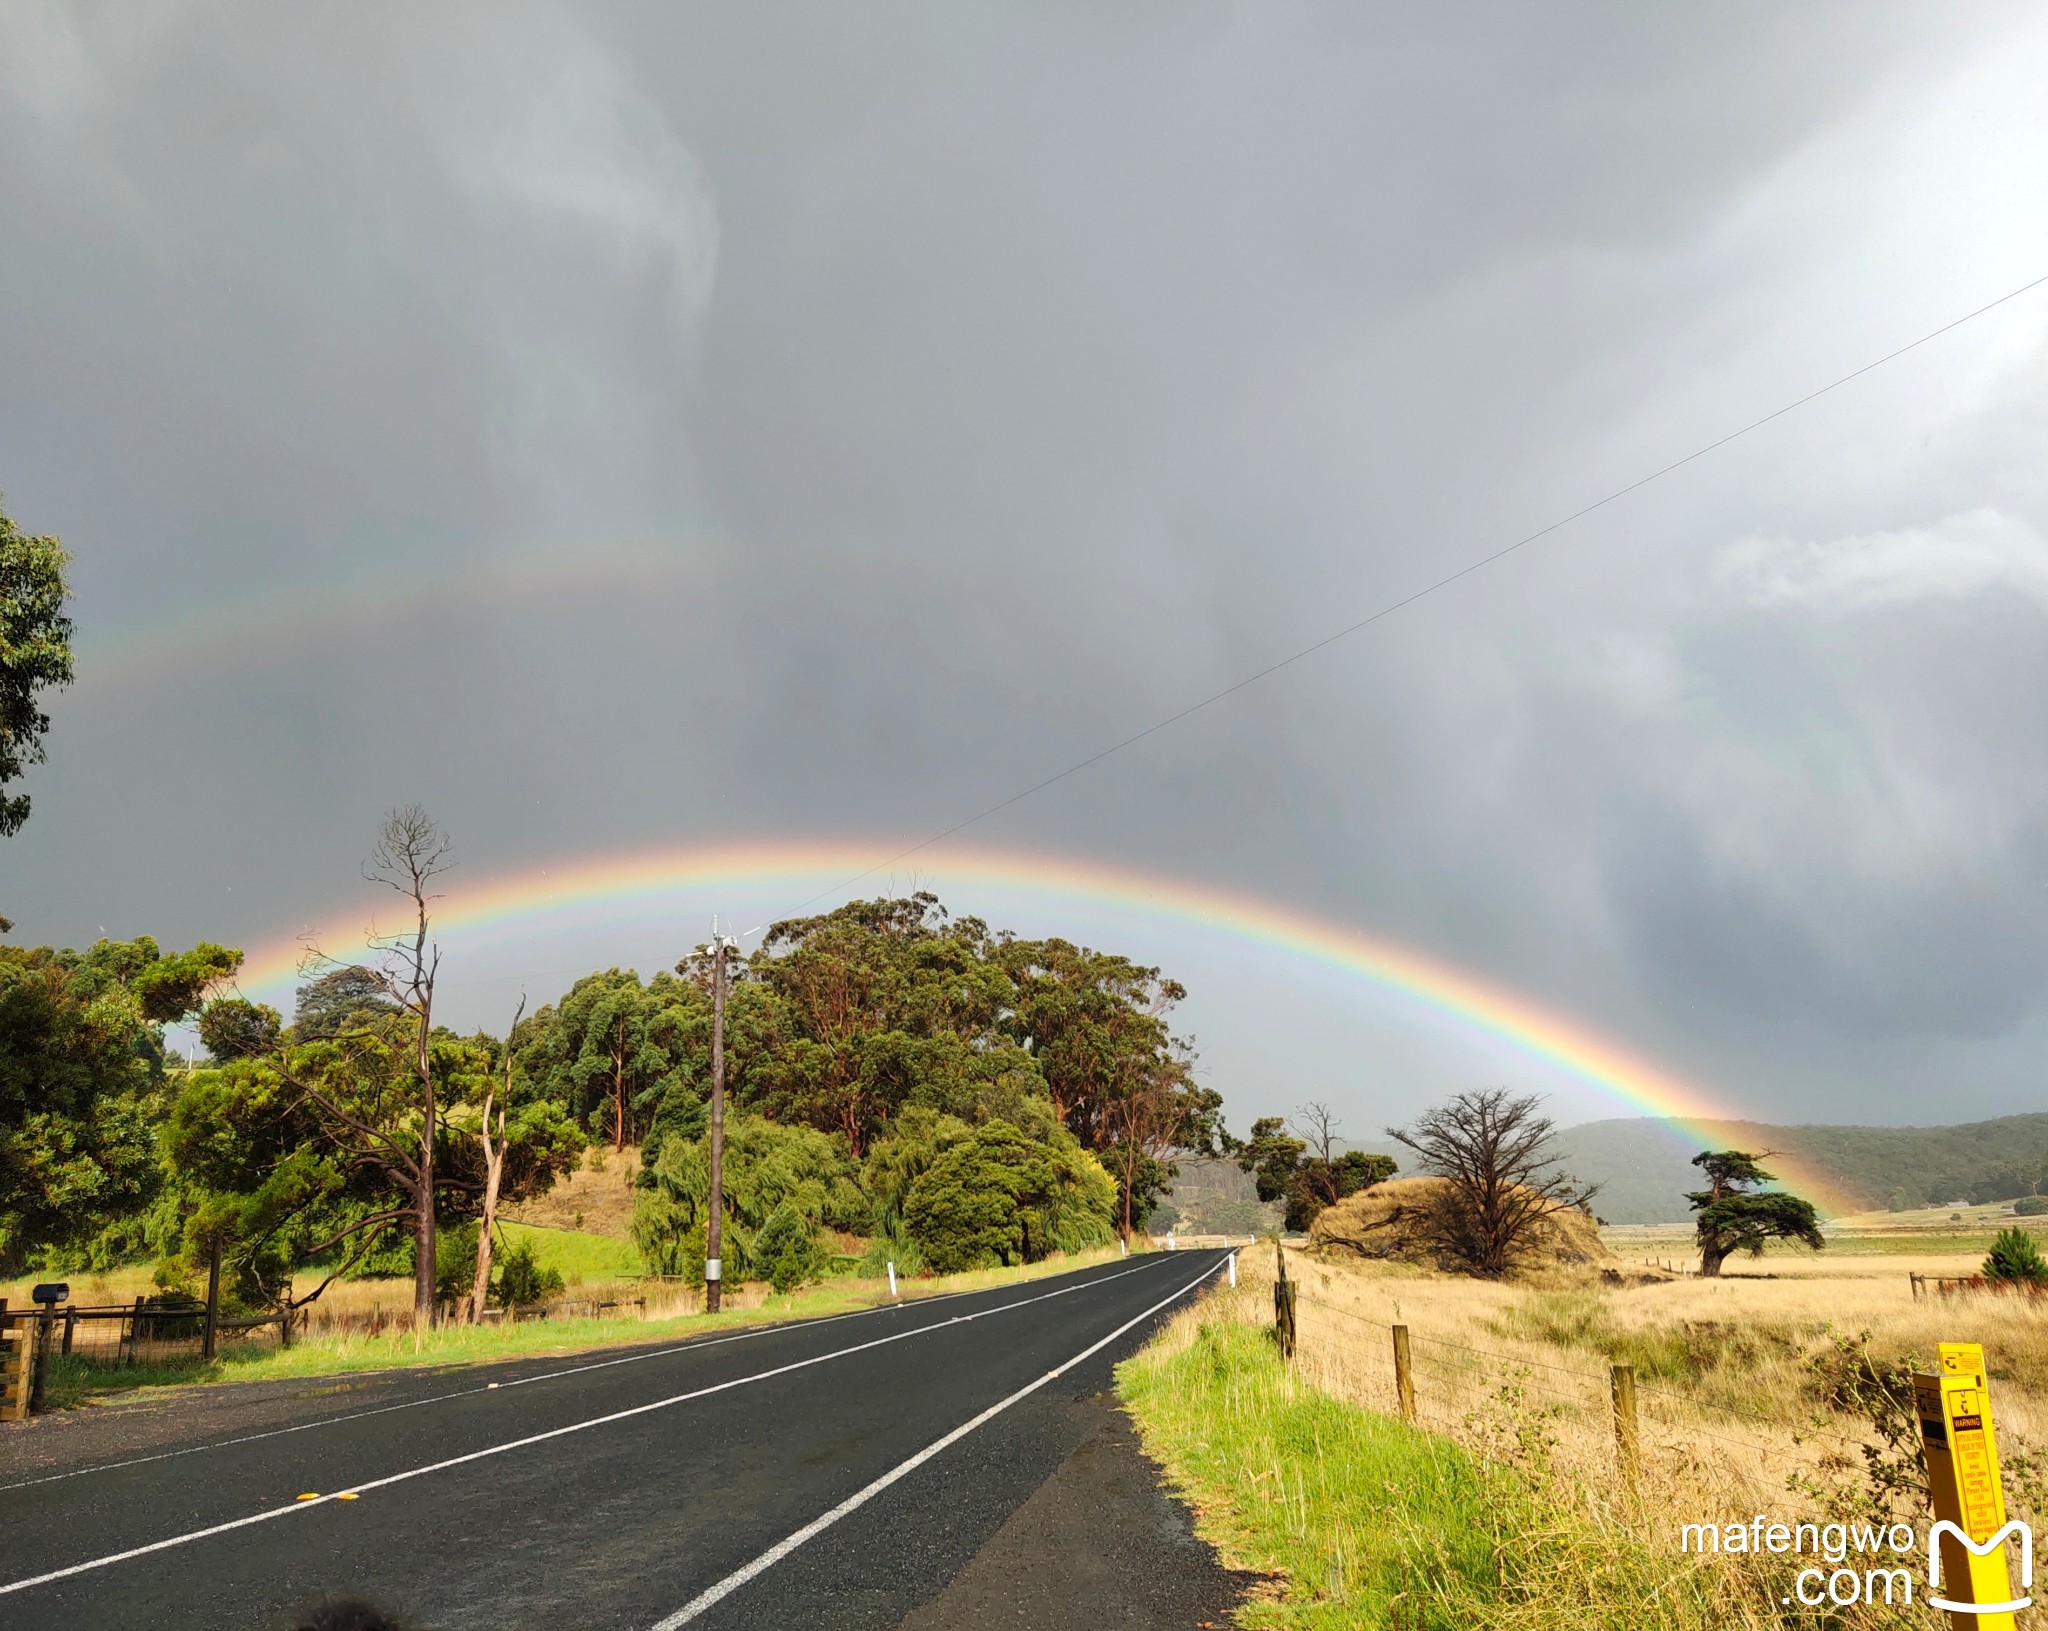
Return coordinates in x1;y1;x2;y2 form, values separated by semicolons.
1555;1114;2048;1224
1154;1155;1282;1235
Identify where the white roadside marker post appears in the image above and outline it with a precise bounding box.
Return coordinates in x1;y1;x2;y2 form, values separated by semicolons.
886;1262;897;1299
1228;1251;1237;1288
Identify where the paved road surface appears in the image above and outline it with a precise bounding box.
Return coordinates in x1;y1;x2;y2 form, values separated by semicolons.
0;1251;1234;1630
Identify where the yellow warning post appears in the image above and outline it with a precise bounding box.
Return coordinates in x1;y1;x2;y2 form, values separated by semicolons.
1916;1341;2028;1631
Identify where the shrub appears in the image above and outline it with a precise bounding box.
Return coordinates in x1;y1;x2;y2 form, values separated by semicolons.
905;1130;1029;1272
491;1240;564;1308
632;1114;862;1281
1985;1225;2048;1284
435;1220;480;1304
902;1117;1117;1272
859;1218;924;1278
754;1202;828;1293
2014;1196;2048;1217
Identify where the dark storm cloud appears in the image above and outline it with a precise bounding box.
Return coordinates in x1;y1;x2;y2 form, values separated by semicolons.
3;1;2047;1125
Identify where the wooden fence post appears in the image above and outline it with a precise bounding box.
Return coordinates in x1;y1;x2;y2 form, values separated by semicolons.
1392;1324;1415;1422
28;1310;53;1414
1273;1242;1297;1360
1610;1363;1640;1488
1;1313;30;1423
124;1294;145;1364
62;1304;78;1355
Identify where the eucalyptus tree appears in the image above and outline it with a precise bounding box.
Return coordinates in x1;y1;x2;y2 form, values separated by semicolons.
0;498;73;862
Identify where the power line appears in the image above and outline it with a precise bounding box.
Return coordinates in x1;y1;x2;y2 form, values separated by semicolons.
786;270;2048;916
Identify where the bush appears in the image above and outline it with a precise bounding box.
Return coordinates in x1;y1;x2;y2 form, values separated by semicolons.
859;1220;925;1279
2014;1196;2048;1217
902;1117;1117;1273
1985;1225;2048;1284
491;1239;564;1308
754;1202;829;1293
632;1115;862;1282
435;1220;480;1304
905;1132;1028;1272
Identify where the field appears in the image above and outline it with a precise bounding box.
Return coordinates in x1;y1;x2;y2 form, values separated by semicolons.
1121;1223;2048;1629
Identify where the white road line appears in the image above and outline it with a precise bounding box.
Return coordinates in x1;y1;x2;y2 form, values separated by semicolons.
0;1253;1188;1598
647;1255;1228;1629
0;1253;1158;1494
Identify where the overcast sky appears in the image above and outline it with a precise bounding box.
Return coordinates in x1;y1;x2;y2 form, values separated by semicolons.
5;2;2048;1136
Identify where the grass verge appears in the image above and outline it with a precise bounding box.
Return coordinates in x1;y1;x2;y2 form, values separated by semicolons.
1119;1317;1510;1627
31;1244;1136;1408
1118;1285;1856;1631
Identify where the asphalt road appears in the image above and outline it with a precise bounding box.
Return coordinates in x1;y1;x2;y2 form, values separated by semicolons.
0;1250;1233;1630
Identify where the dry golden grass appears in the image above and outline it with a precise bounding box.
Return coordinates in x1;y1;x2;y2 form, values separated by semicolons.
499;1142;642;1236
1262;1244;2048;1507
1129;1244;2048;1628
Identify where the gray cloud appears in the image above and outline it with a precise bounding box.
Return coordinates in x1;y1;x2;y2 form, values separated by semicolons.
4;1;2048;1131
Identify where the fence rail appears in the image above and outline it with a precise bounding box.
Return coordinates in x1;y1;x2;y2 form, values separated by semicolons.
1909;1271;2048;1300
0;1298;291;1381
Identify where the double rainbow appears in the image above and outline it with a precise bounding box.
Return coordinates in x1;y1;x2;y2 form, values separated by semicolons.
231;838;1855;1214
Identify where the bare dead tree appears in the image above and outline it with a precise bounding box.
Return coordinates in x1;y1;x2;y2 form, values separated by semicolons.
364;804;454;1326
1293;1101;1340;1164
461;997;525;1323
1386;1089;1597;1276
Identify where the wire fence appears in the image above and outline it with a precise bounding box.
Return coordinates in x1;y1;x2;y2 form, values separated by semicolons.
1231;1243;1902;1511
1288;1286;1866;1453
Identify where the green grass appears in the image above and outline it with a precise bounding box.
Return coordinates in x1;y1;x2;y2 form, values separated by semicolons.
1119;1319;1510;1627
1119;1305;1808;1631
36;1244;1134;1406
498;1220;642;1280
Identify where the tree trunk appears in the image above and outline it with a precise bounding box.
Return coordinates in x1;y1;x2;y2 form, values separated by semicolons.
415;1077;437;1327
1699;1239;1728;1278
470;1101;505;1322
613;1021;627;1150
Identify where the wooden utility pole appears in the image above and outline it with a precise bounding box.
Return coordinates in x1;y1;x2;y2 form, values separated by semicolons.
705;929;732;1315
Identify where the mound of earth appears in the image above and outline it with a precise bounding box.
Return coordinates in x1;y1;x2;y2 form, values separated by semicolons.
1308;1176;1608;1274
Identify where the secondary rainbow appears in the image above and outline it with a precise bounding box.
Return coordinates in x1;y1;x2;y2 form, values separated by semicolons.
230;838;1855;1214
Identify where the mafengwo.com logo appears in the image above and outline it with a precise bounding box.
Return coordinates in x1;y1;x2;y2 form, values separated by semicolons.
1678;1516;2033;1612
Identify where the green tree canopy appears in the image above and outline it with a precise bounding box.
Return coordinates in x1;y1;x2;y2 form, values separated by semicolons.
1983;1225;2048;1285
1234;1114;1397;1231
516;968;698;1149
0;499;73;846
292;965;398;1040
1687;1149;1825;1277
631;1113;865;1282
901;1116;1117;1273
0;937;232;1271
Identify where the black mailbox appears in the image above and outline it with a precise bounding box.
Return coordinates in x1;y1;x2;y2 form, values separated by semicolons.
30;1283;69;1306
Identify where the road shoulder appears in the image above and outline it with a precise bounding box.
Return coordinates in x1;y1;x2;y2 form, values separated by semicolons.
896;1392;1255;1630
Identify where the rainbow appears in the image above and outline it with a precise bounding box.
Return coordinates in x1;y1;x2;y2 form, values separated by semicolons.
229;838;1858;1214
72;540;708;694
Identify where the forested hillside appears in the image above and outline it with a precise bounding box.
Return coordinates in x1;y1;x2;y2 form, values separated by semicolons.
1557;1113;2048;1222
0;893;1221;1309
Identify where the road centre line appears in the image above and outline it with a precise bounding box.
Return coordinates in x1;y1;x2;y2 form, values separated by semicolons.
0;1253;1194;1598
0;1253;1160;1494
648;1253;1233;1628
